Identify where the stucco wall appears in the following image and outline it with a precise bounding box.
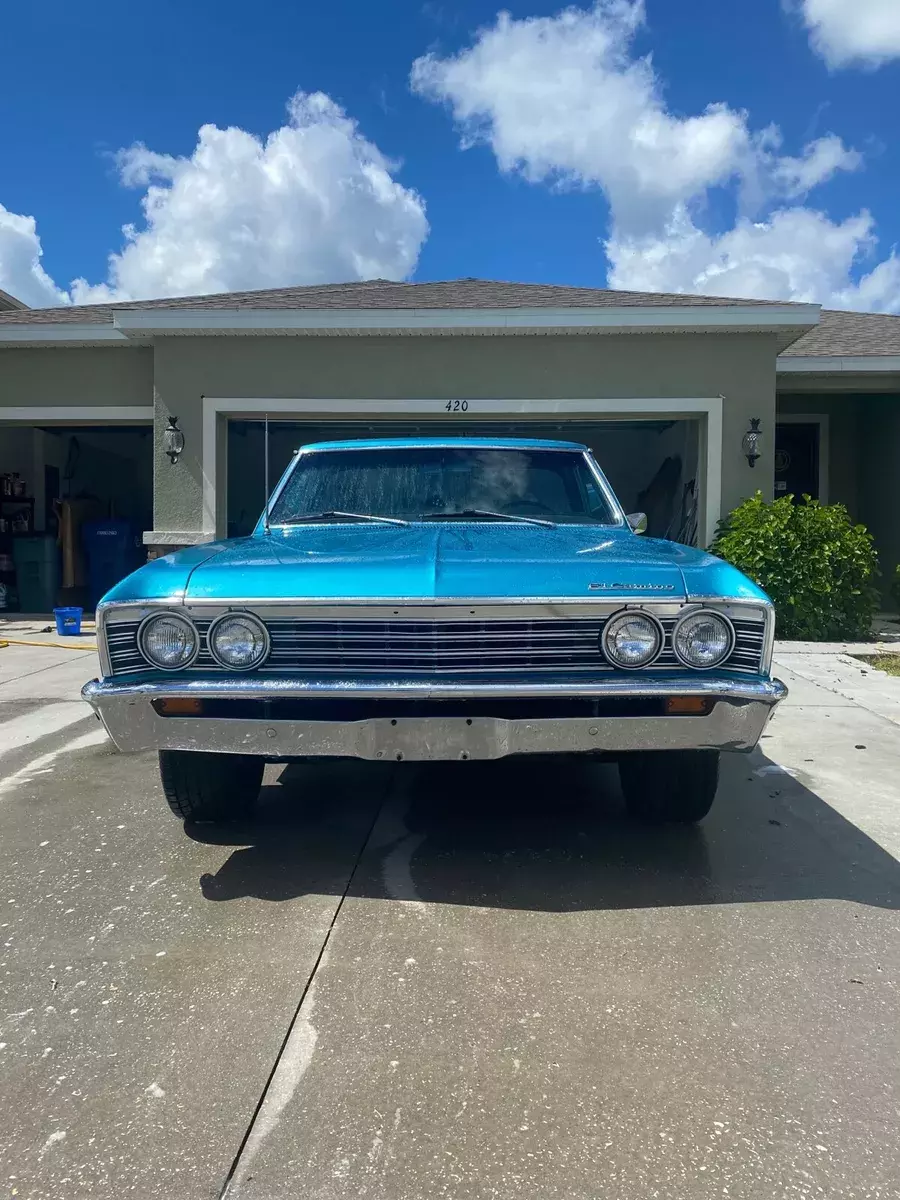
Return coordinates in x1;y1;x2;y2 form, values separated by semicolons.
152;332;779;537
0;347;154;409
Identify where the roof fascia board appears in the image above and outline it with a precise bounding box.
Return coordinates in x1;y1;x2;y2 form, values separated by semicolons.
113;303;820;334
0;325;128;344
778;355;900;373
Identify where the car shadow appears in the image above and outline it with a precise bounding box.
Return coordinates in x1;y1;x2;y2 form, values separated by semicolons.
188;752;900;912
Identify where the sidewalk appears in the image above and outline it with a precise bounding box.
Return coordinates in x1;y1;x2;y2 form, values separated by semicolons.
774;643;900;729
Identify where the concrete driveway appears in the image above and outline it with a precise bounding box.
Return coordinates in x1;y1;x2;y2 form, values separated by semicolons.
0;637;898;1199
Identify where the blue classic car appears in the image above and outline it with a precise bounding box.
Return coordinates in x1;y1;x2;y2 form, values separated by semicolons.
83;437;785;825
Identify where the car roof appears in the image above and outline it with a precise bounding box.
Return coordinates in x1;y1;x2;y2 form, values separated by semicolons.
299;437;589;452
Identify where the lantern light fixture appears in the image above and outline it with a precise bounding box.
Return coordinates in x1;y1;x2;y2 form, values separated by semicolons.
741;418;762;468
163;415;185;465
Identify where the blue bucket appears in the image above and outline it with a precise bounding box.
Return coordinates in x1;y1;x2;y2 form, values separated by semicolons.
54;607;84;637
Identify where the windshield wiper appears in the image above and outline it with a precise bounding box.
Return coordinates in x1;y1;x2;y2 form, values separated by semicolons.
420;509;556;528
280;510;409;526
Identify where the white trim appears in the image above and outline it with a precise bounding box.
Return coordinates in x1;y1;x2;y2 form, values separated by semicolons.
778;355;900;374
0;325;127;343
116;304;819;335
776;413;830;503
201;396;724;547
0;405;153;423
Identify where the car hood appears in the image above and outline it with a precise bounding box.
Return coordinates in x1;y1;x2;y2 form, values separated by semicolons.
178;524;698;602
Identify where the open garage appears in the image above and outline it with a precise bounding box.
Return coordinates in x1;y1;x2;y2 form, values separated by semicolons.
226;417;702;543
0;417;151;613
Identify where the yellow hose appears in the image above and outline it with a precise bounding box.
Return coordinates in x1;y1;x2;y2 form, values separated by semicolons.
0;637;97;651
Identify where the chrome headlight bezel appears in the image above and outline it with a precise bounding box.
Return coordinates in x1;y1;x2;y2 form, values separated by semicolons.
672;608;735;671
207;612;271;672
137;611;200;672
601;609;665;671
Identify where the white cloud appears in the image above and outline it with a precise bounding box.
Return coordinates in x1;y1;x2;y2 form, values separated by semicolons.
0;205;69;307
1;91;428;307
791;0;900;68
413;1;899;310
607;206;900;313
413;1;755;235
769;134;863;195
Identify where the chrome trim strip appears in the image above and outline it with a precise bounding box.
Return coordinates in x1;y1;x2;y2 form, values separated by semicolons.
580;450;628;529
762;607;776;674
84;674;785;702
157;595;771;611
297;442;600;453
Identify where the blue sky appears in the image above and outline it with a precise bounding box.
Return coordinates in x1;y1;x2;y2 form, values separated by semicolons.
1;0;899;309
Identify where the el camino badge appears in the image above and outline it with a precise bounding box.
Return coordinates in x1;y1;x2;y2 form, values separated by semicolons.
589;582;676;591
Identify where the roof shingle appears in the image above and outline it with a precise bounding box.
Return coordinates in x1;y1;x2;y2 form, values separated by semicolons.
781;308;900;357
3;277;896;359
0;277;803;326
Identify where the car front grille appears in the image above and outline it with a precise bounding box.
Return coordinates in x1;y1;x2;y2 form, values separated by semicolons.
105;613;768;678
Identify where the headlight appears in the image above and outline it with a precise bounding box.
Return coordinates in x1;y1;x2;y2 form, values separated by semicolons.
138;612;199;671
602;610;663;669
673;610;734;669
208;613;270;670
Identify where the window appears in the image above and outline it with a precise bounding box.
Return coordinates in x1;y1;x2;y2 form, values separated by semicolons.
269;446;619;525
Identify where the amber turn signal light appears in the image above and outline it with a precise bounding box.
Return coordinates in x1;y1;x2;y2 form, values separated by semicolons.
665;696;712;716
154;697;204;716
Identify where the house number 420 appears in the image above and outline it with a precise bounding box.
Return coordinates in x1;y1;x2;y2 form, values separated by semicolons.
444;400;469;412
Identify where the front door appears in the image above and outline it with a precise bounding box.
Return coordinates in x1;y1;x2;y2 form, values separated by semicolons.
775;422;819;502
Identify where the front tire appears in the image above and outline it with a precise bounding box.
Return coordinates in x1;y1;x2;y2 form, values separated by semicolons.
618;750;720;824
159;750;263;823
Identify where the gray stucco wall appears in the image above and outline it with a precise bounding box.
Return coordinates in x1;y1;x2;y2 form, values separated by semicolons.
152;332;779;538
0;347;154;409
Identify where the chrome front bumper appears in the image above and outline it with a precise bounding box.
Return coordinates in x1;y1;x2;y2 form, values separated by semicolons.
82;675;787;760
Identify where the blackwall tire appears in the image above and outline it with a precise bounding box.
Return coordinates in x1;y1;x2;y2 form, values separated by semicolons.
158;750;263;823
618;750;720;824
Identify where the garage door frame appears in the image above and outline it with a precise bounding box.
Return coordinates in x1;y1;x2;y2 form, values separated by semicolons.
203;397;723;545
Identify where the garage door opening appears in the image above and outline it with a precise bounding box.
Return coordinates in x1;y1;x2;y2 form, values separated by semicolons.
226;419;701;545
0;424;151;614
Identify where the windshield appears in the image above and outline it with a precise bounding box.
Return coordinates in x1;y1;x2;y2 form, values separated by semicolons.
268;446;620;526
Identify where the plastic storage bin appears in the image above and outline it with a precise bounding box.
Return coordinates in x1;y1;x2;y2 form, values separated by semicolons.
54;606;83;636
81;520;138;609
13;536;61;613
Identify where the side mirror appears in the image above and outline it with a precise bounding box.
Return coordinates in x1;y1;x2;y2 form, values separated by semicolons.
626;512;648;535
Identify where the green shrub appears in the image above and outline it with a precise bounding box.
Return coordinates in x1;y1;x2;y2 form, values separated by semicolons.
892;565;900;615
710;493;880;641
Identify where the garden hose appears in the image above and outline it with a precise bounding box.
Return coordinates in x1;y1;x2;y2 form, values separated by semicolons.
0;637;97;651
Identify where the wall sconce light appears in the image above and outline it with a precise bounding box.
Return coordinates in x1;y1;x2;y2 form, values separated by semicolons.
163;415;185;464
741;418;762;468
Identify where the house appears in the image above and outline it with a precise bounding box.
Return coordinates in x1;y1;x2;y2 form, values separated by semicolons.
0;279;898;600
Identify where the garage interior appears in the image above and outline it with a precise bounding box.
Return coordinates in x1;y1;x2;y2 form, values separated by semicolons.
0;424;151;614
226;419;702;545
